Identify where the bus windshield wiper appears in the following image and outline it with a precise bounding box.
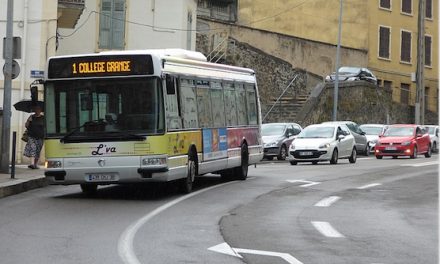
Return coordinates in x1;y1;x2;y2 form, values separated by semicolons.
60;119;105;143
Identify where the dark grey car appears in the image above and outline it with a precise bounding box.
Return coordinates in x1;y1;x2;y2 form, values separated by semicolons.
262;123;302;160
322;121;369;155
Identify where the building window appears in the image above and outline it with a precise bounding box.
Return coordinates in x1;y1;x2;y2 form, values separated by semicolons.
379;26;391;59
380;0;391;9
99;0;126;50
426;0;432;19
384;80;392;91
400;30;411;63
400;83;410;105
401;0;412;14
425;35;432;66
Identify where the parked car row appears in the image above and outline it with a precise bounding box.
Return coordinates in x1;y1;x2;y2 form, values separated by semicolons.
262;121;438;165
325;66;378;85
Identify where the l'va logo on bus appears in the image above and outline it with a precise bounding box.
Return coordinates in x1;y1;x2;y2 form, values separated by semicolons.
91;144;117;155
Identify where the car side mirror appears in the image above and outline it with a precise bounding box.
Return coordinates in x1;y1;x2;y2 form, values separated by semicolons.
338;135;345;141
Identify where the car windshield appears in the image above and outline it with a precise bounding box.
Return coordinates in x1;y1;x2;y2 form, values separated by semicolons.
360;126;383;135
262;124;286;136
338;67;359;74
383;127;414;137
298;126;335;138
426;127;436;135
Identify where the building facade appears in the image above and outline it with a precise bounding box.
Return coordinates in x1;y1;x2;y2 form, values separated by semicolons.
200;0;438;116
57;0;198;55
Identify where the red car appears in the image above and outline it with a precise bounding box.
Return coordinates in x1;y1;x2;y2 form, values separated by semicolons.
375;124;432;159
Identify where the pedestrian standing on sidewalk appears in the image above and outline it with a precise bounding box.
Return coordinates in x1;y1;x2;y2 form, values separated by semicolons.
24;105;44;169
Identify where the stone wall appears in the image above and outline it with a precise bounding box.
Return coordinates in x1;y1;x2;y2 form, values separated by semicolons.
297;81;439;127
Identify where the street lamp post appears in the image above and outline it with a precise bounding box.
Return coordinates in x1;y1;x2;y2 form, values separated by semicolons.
333;0;343;121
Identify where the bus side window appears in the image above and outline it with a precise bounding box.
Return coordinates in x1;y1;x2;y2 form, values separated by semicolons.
164;74;182;130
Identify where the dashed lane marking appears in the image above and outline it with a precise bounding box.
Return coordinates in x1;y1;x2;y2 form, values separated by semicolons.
400;161;439;167
314;196;341;207
286;179;321;187
356;183;382;190
311;221;345;238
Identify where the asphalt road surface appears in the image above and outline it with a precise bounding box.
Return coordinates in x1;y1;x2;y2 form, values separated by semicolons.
0;155;437;264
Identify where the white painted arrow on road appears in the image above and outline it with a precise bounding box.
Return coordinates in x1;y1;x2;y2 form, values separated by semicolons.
286;179;321;187
208;243;303;264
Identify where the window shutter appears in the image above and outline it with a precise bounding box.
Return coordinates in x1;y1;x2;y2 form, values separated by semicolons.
112;0;126;50
401;0;412;13
379;27;390;58
401;31;411;62
99;0;112;49
425;36;432;66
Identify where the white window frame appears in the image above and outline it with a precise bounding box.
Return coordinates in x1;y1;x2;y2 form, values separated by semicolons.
400;29;412;64
378;25;392;60
401;0;413;16
379;0;392;11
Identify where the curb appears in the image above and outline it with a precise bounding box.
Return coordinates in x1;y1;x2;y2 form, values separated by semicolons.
0;176;48;199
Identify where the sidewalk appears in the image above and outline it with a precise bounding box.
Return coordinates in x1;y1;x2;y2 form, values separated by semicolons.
0;165;47;198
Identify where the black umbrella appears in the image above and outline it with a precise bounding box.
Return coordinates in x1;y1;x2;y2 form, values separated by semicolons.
13;100;44;113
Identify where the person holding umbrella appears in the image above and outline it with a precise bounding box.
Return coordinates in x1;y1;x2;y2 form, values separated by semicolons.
23;105;44;169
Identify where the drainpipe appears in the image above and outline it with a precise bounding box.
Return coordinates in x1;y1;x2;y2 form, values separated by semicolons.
17;0;29;164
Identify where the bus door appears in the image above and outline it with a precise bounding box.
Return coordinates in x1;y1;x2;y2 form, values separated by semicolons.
164;75;182;130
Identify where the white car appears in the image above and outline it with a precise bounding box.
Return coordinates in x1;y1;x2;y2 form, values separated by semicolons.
288;123;357;165
359;124;388;154
425;125;439;153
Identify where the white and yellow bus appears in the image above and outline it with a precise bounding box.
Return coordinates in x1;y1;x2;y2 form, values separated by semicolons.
43;49;263;194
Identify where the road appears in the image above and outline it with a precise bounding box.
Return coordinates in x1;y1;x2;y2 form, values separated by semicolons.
0;156;437;264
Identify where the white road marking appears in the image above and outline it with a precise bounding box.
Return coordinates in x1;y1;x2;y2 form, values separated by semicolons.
118;181;237;264
356;183;382;190
400;161;439;167
314;196;341;207
286;179;321;187
209;242;303;264
311;221;345;238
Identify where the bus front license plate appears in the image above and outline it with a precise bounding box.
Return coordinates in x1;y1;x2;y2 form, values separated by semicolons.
86;173;119;182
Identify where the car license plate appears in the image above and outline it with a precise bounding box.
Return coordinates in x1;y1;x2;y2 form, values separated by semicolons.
300;151;313;156
385;147;397;151
85;173;119;182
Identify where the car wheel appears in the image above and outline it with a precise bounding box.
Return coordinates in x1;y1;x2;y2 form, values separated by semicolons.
312;161;318;165
330;149;338;164
425;145;432;158
410;146;417;159
364;144;370;156
277;145;287;160
349;148;357;163
289;160;297;165
433;142;438;153
392;156;398;159
376;155;383;159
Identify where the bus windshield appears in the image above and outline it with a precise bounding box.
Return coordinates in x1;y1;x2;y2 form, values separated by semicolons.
45;77;164;141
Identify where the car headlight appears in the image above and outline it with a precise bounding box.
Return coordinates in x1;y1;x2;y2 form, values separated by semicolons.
368;140;377;146
265;141;278;147
347;77;359;81
401;141;411;146
46;160;62;168
319;143;331;149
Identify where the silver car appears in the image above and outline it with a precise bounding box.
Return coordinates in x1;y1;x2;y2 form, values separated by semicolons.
425;125;439;153
360;124;388;154
262;123;302;160
322;121;369;155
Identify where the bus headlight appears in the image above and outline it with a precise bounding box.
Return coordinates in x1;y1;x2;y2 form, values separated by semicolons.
46;160;62;168
142;157;167;166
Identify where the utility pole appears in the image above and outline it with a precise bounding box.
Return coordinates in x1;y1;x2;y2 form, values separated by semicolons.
1;0;14;173
415;0;425;125
333;0;343;121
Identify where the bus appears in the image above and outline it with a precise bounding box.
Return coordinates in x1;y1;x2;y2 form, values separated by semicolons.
43;49;263;194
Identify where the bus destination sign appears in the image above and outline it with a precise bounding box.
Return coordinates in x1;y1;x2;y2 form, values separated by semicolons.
48;55;154;79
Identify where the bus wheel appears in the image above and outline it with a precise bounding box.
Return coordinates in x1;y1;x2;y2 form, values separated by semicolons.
80;184;98;195
234;144;249;180
179;157;196;194
220;169;234;181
